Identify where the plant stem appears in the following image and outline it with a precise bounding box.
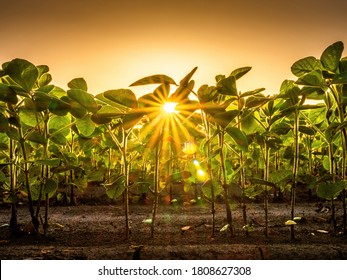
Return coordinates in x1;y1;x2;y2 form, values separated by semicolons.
218;130;233;237
151;143;160;238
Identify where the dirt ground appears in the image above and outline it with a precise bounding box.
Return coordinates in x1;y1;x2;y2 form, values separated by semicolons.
0;200;347;260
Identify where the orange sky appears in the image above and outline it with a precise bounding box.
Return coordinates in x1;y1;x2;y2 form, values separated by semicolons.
1;0;347;97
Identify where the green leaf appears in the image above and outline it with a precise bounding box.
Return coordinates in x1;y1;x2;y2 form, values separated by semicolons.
245;95;270;108
104;176;125;199
332;72;347;84
320;41;344;73
67;89;98;114
197;85;218;103
201;180;223;199
229;66;252;80
76;115;96;137
66;97;88;119
103;89;138;109
0;84;18;104
43;178;58;198
211;110;239;129
217;76;238;96
270;122;291;135
299;126;315;135
68;78;88;91
296;70;325;88
6;127;20;141
19;108;38;127
38;73;52;88
49;98;70;116
49;115;71;136
5;59;39;92
317;181;346;199
179;66;198;86
225;127;249;151
26;130;46;144
0;114;9;132
291;56;322;77
122;110;145;130
130;75;177;86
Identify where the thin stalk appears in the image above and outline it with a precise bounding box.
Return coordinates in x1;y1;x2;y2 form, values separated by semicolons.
218;130;233;237
122;129;130;239
9;138;18;234
291;109;300;240
201;111;215;236
264;142;270;237
18;127;39;233
151;143;161;238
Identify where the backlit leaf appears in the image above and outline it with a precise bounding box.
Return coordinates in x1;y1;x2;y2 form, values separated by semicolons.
291;56;322;77
225;127;249;151
230;66;252;80
68;78;88;91
320;41;344;73
104;89;138;109
67;89;98;114
130;75;177;86
5;58;39;92
217;76;237;96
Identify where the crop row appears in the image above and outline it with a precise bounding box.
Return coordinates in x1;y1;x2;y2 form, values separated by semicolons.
0;41;347;239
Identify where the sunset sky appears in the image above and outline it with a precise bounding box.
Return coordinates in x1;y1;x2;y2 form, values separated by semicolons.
1;0;347;97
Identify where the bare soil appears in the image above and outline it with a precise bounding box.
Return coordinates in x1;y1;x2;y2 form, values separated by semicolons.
0;201;347;260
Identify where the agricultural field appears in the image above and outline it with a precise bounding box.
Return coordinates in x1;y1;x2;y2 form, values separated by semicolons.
1;41;347;259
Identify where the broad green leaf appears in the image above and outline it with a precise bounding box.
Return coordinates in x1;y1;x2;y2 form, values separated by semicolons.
5;59;39;92
201;180;223;199
291;56;322;77
317;181;346;199
0;83;18;104
225;127;249;151
332;72;347;84
270;122;291;135
197;84;218;103
43;178;58;198
38;73;52;88
230;66;252;80
103;89;138;109
49;98;70;116
299;126;315;135
104;176;125;199
122;110;145;130
211;110;239;129
19;108;38;127
68;78;88;91
0;114;9;132
245;95;270;108
49;115;71;136
217;75;238;96
67;98;88;119
179;66;198;86
296;70;326;88
320;41;344;73
76;115;96;137
170;80;194;103
6;127;20;141
241;113;258;134
50;132;67;145
26;130;46;144
67;89;98;114
130;75;177;86
240;88;266;98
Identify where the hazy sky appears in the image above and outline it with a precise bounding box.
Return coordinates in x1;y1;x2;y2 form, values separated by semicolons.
1;0;347;96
